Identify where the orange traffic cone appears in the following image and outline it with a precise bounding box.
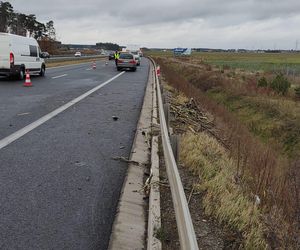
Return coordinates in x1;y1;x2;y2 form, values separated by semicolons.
92;61;96;69
23;70;32;87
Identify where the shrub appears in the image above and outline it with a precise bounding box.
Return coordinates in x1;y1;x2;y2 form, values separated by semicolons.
257;77;268;88
269;74;291;95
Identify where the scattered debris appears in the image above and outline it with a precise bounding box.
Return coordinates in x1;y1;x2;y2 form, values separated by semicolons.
111;156;140;166
17;112;30;116
254;195;261;206
187;185;195;205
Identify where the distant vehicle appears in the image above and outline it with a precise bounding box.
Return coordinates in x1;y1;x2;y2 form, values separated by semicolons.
74;51;81;57
130;51;141;66
0;32;46;79
41;52;50;58
116;53;137;71
108;52;115;60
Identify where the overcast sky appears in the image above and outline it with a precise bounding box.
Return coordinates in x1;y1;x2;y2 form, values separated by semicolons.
8;0;300;49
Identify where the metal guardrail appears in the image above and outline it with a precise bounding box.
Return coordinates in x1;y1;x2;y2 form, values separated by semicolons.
149;57;199;250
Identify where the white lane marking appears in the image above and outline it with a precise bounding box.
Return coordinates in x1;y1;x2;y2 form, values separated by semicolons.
0;72;125;150
52;74;68;79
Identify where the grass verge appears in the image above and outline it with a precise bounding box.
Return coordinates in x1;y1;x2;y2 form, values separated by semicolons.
181;132;267;248
154;57;299;248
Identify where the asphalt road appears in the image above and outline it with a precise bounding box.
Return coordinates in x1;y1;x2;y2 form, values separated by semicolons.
0;59;149;249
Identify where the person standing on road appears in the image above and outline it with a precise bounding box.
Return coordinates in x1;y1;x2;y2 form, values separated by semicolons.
114;51;120;66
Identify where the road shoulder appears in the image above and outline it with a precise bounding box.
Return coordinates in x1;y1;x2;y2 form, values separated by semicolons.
108;63;153;249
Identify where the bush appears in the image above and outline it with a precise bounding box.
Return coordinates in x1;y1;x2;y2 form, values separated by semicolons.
269;74;291;95
257;77;268;88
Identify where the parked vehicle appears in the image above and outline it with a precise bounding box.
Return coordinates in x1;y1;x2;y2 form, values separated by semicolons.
116;53;137;71
131;51;141;66
0;32;46;79
108;52;115;60
41;52;50;58
74;51;81;57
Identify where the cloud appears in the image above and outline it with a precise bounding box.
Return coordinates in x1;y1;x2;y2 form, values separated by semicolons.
7;0;300;48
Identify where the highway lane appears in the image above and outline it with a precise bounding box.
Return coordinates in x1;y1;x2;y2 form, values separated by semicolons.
0;60;115;139
0;59;149;249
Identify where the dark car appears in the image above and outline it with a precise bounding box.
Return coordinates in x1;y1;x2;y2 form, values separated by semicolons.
108;52;115;60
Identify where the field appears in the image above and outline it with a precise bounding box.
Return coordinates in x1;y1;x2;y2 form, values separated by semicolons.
149;51;300;248
149;50;300;76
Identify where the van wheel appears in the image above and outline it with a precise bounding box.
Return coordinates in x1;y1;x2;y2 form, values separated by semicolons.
19;68;25;80
40;65;45;77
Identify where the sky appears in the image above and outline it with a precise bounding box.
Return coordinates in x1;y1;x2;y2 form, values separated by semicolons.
8;0;300;49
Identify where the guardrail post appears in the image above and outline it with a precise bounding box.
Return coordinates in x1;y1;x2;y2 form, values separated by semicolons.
163;103;170;133
160;84;164;95
170;135;180;164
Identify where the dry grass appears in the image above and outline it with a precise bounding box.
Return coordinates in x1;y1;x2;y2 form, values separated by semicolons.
181;132;267;249
154;57;299;248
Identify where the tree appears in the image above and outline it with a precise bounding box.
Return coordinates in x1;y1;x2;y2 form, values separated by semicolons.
45;20;56;40
0;1;14;32
10;13;27;36
24;14;37;36
0;1;56;42
96;42;120;51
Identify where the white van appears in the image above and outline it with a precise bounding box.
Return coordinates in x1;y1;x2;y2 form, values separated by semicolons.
0;32;46;79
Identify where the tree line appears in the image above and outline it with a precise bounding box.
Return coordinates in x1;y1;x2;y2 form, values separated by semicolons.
96;42;120;51
0;1;56;40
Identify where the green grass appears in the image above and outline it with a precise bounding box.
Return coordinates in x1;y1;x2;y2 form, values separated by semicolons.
148;51;300;74
207;89;300;158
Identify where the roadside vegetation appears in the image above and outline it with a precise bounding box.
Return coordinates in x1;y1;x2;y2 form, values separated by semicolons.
150;51;299;248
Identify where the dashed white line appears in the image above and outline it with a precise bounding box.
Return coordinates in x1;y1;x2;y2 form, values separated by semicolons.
52;74;68;79
0;71;125;150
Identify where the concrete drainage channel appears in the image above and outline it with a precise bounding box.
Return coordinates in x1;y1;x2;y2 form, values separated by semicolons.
108;58;198;250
